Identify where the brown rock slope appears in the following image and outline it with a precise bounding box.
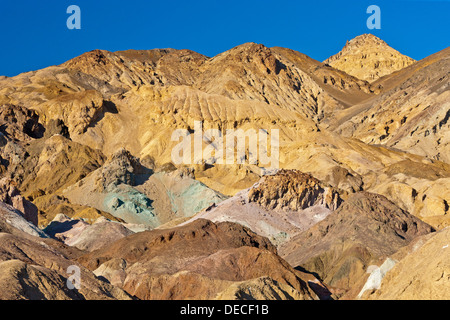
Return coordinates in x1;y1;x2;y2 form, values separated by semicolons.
0;209;132;300
335;47;450;163
78;219;323;300
324;34;415;82
0;38;448;228
12;134;118;227
364;227;449;300
279;192;434;297
0;178;38;226
330;47;450;227
0;259;84;300
43;214;135;252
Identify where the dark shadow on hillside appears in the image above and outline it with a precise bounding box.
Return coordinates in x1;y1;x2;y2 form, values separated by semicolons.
86;100;119;131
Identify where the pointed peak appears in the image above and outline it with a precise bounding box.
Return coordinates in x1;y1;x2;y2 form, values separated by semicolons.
219;42;270;55
344;34;388;49
207;42;274;65
324;34;415;82
62;49;114;69
351;33;384;42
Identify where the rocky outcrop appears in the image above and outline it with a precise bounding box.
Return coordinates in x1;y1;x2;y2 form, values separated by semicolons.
0;179;38;226
0;202;46;238
185;170;345;246
248;170;343;211
35;90;106;138
97;148;152;191
0;104;44;141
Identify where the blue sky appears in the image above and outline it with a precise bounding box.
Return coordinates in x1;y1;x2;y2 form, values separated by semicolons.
0;0;448;76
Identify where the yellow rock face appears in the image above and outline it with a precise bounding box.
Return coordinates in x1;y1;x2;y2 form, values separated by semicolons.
0;37;448;227
0;35;448;300
324;34;415;82
366;228;450;300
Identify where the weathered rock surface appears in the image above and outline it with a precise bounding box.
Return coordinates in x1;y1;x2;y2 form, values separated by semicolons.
279;192;434;297
364;227;450;300
248;170;343;211
0;35;448;300
184;170;345;246
335;47;450;164
324;34;415;82
78;219;322;300
0;178;38;226
66;217;135;252
0;259;84;300
0;212;132;300
63;148;226;227
0;201;47;238
0;104;44;141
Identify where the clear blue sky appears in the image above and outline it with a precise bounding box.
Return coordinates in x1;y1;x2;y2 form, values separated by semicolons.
0;0;448;76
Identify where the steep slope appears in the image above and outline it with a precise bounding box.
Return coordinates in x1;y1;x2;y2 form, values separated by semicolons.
324;34;415;82
335;47;450;164
365;227;450;300
63;148;226;227
0;259;85;300
271;47;375;120
7;133;116;226
19;135;105;196
0;178;38;226
195;43;374;122
0;201;47;238
0;212;132;300
279;192;434;297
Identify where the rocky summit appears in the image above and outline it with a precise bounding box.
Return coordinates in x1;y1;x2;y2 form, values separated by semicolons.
324;34;416;83
0;34;448;300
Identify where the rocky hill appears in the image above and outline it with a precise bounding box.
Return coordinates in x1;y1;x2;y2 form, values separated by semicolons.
279;192;434;297
0;34;448;300
184;169;345;246
363;227;450;300
324;34;415;82
77;219;323;300
335;47;450;164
